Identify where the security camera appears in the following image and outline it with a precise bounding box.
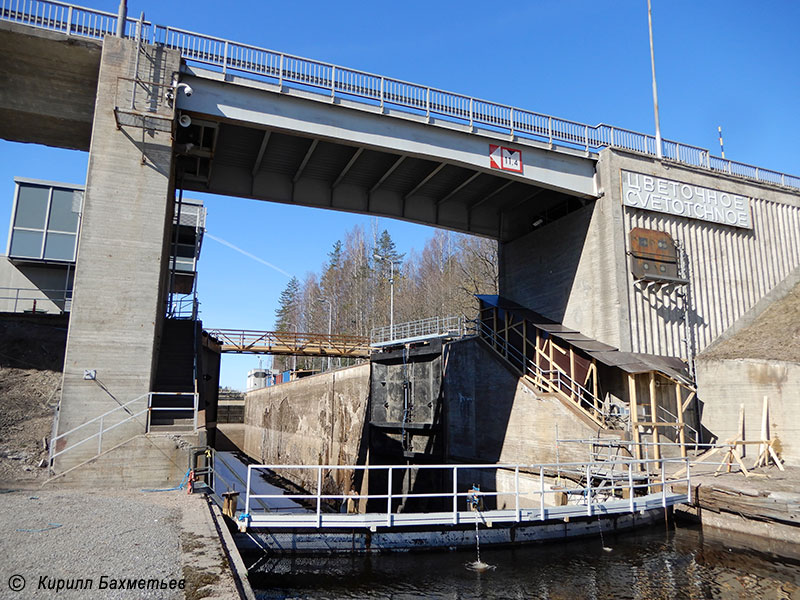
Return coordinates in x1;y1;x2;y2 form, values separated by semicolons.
176;83;193;97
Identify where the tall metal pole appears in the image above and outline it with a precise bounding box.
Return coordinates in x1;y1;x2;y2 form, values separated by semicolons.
389;260;395;341
116;0;127;37
326;300;332;371
647;0;663;158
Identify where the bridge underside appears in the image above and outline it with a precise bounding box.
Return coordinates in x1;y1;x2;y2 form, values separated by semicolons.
177;69;598;242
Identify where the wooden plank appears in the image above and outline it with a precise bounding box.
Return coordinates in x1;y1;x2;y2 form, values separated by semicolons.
676;383;687;458
649;372;660;461
628;374;642;465
681;391;696;413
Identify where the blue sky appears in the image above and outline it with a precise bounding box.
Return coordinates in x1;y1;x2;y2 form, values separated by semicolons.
2;1;798;388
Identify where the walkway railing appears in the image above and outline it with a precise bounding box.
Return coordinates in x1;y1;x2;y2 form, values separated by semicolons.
475;319;610;428
49;391;198;467
207;328;371;358
3;0;797;190
0;286;72;314
370;315;466;345
239;458;691;530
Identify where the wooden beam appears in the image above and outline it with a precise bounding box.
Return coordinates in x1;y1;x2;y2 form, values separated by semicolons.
628;374;642;465
649;372;660;460
676;383;687;458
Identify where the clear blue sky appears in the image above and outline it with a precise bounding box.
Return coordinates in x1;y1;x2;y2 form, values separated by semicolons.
1;1;798;389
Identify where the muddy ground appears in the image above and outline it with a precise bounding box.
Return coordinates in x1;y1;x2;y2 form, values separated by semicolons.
0;317;67;487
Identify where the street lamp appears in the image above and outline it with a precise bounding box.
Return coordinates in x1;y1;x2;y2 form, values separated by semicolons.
318;297;333;371
373;253;400;341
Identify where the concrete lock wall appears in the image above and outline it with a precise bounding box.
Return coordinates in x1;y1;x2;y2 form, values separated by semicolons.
54;35;180;473
442;337;605;466
500;148;800;362
0;258;73;314
243;364;370;494
695;358;800;464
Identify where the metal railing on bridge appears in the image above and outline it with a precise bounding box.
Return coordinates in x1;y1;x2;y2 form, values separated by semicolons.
3;0;798;191
206;328;371;358
238;458;691;530
370;315;467;346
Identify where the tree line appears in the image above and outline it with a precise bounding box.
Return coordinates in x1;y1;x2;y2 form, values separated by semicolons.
272;224;497;371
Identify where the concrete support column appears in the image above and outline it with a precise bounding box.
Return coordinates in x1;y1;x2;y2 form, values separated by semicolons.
54;36;179;473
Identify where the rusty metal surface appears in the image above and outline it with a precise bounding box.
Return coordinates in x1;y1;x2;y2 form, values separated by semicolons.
629;227;685;282
205;328;371;358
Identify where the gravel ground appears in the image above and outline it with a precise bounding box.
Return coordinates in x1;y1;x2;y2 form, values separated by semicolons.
0;488;239;599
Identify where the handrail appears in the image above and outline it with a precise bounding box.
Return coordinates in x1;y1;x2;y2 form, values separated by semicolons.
475;320;609;427
207;328;371;357
240;457;692;530
3;1;796;190
0;286;72;314
370;315;466;345
49;391;198;466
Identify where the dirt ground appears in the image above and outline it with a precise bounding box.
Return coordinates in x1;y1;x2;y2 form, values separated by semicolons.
0;317;67;487
700;279;800;362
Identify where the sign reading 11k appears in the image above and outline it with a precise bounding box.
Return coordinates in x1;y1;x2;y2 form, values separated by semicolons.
489;145;522;173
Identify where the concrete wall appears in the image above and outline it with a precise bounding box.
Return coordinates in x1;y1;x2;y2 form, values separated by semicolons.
243;364;370;494
54;36;180;473
499;148;800;364
0;257;73;314
442;337;603;465
603;150;800;359
0;21;100;150
499;195;628;349
695;358;800;464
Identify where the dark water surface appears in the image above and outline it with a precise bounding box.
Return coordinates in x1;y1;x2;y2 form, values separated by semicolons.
246;523;800;599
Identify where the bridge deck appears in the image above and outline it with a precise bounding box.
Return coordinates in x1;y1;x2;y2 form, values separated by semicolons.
206;328;370;358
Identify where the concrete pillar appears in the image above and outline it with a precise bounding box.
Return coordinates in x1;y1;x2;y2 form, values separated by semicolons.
53;36;179;473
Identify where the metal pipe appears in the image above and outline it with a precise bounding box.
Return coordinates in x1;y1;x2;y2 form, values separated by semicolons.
647;0;663;158
116;0;126;37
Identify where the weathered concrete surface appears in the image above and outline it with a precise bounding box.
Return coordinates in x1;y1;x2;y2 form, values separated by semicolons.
46;432;203;489
243;364;370;494
695;359;800;464
55;36;179;473
442;337;608;465
500;147;800;362
0;257;73;314
0;21;100;150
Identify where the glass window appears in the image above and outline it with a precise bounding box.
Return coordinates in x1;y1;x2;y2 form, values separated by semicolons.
43;232;76;261
14;185;49;229
48;189;80;233
9;229;44;258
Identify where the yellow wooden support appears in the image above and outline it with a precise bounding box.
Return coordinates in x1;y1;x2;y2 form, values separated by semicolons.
649;372;660;461
676;383;687;458
628;374;642;465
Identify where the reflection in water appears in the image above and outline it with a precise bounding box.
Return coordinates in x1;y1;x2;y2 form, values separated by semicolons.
247;523;800;599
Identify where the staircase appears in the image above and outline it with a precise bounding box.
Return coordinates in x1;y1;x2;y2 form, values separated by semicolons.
153;318;199;431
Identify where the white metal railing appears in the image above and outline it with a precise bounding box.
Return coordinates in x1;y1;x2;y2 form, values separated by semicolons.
49;391;198;466
0;286;72;314
3;0;798;191
239;458;691;530
370;315;466;345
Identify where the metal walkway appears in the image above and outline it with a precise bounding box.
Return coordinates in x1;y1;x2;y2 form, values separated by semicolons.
236;458;691;531
2;1;798;191
206;328;370;358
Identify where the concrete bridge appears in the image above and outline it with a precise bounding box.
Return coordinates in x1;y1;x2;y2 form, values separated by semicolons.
3;1;800;485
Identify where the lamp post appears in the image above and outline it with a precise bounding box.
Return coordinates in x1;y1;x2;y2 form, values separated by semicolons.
647;0;663;158
318;297;333;371
373;253;399;341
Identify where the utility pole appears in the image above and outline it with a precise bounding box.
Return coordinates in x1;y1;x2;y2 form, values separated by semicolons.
647;0;663;158
374;253;398;341
318;298;333;371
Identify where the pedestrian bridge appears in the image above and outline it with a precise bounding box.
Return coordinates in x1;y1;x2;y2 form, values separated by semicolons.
3;1;796;244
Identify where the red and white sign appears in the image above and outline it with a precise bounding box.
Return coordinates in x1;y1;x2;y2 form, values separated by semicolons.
489;145;523;173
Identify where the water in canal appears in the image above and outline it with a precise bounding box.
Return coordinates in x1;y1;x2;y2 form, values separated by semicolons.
245;522;800;599
217;452;799;599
